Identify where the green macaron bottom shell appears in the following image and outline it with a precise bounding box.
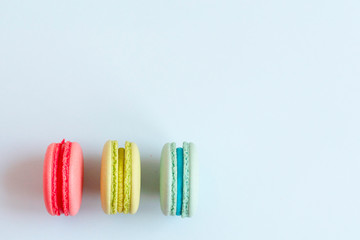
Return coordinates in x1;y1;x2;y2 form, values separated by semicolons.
188;142;198;217
181;142;190;217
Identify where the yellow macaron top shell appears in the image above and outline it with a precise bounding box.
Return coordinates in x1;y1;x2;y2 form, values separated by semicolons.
110;141;119;214
100;140;112;214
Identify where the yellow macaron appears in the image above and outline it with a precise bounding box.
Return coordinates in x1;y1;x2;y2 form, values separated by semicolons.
100;140;141;214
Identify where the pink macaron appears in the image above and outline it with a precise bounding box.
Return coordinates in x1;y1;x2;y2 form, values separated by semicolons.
43;139;84;216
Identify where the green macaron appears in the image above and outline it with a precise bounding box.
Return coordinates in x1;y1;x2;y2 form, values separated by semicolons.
160;142;198;217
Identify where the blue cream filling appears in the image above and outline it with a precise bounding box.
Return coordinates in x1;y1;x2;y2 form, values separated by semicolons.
176;148;184;216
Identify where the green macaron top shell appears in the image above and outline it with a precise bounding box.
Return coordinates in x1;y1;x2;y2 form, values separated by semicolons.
169;142;177;215
160;143;176;216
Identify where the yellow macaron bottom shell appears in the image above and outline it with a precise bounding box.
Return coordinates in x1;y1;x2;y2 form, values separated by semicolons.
100;140;141;215
123;141;132;213
130;143;141;214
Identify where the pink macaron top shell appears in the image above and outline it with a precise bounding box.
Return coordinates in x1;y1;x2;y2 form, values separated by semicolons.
43;140;83;216
43;143;56;215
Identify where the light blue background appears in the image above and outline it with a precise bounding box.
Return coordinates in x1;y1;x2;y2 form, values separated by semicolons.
0;1;359;239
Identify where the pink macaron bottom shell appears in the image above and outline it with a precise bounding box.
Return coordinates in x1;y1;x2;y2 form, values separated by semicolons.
68;142;83;216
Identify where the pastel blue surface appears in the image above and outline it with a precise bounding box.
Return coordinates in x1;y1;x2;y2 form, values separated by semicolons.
176;147;183;216
0;1;359;238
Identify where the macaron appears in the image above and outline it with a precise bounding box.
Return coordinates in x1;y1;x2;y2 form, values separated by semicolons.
100;140;141;214
160;142;198;217
43;139;84;216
